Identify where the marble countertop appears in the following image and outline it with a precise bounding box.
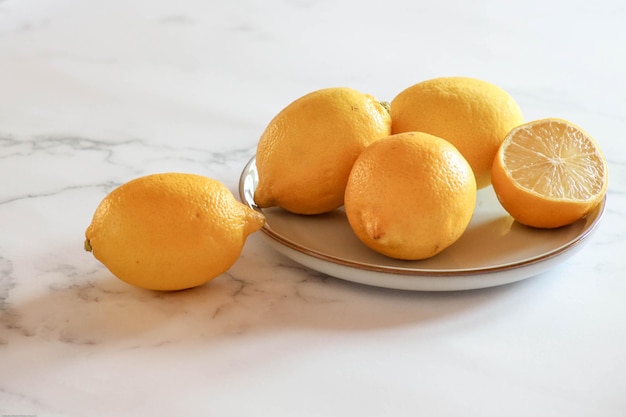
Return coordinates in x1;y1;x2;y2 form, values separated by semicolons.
1;0;625;416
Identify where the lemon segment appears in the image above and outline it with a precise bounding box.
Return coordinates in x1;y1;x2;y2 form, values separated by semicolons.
491;118;608;228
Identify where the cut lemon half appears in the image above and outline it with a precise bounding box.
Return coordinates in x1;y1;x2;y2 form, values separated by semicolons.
491;118;608;228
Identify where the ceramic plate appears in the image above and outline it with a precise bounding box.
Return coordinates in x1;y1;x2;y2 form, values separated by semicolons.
238;156;605;291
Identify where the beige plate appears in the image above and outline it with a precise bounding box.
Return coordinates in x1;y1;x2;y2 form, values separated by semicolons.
239;156;606;291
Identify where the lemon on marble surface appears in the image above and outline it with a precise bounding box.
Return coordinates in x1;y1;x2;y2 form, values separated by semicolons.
344;132;477;260
491;118;608;228
84;173;265;291
390;76;524;189
253;87;392;215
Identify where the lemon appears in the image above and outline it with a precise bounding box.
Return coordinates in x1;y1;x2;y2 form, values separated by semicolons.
390;76;524;189
85;173;265;291
344;132;477;260
254;87;391;215
491;118;608;228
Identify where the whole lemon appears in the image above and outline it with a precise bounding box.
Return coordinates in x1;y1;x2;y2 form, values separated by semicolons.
85;173;265;291
345;132;477;260
390;76;524;189
254;87;391;215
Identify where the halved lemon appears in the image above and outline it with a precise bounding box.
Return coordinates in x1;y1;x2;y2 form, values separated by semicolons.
491;118;608;228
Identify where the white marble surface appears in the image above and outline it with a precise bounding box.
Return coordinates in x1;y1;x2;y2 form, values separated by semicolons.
1;0;625;415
